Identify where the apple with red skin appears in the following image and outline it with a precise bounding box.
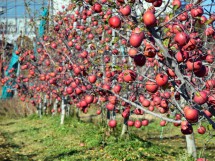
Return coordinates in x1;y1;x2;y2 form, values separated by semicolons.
191;7;204;18
127;120;134;126
174;32;189;46
193;91;208;105
128;48;138;57
193;64;207;78
134;54;146;66
172;24;184;34
106;103;115;111
139;95;145;103
197;126;206;134
51;42;57;49
80;100;88;108
184;107;199;123
134;120;142;128
108;96;117;104
186;59;202;72
129;28;145;48
205;54;214;63
178;12;188;21
153;0;162;7
108;120;117;128
167;68;176;78
153;96;161;105
160;99;168;108
141;99;150;107
160;120;166;126
183;38;197;51
196;158;208;161
155;73;168;86
96;109;102;115
122;111;129;118
113;84;121;94
66;87;73;94
57;108;61;113
85;95;94;104
109;16;121;28
145;81;158;93
143;11;156;27
172;0;181;8
51;109;55;113
205;79;215;89
199;16;207;24
123;70;137;82
181;121;193;135
175;51;189;63
120;5;131;16
15;50;22;55
75;87;82;95
142;119;149;126
208;94;215;105
93;3;102;13
134;109;144;115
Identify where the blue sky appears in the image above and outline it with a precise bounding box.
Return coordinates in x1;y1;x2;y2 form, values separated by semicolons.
202;0;215;14
0;0;214;18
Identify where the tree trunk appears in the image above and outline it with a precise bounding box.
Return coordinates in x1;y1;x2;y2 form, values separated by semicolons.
60;97;65;125
75;108;80;121
107;110;110;124
52;99;58;116
43;95;47;115
38;101;42;118
121;117;129;137
65;96;69;117
185;133;197;158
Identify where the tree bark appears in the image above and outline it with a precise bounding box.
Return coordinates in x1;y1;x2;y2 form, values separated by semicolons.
52;99;58;116
43;95;47;115
38;101;42;118
60;97;65;125
121;117;129;137
185;133;197;158
75;107;80;121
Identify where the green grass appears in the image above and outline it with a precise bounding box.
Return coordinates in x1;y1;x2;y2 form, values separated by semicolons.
0;115;214;161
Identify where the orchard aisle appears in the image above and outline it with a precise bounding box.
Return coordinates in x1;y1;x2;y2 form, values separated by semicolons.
0;120;32;161
0;131;14;161
0;116;214;161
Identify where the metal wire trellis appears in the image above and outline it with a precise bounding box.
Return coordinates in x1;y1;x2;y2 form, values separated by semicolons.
0;0;47;36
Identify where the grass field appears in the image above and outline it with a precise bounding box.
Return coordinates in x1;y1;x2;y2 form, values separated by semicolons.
0;114;215;161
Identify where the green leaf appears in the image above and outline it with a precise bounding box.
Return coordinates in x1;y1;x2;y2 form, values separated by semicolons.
170;46;177;51
205;19;213;25
173;5;179;11
112;37;119;44
113;65;122;70
163;38;170;47
169;13;174;19
163;28;170;34
207;124;213;131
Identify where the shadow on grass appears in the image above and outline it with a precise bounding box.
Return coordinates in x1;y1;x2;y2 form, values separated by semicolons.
147;135;185;140
44;149;81;161
6;126;40;136
0;122;16;126
0;132;37;161
79;114;99;123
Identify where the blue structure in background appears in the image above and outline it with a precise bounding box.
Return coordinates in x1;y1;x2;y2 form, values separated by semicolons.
34;8;48;55
1;44;18;99
1;7;48;99
38;8;48;38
